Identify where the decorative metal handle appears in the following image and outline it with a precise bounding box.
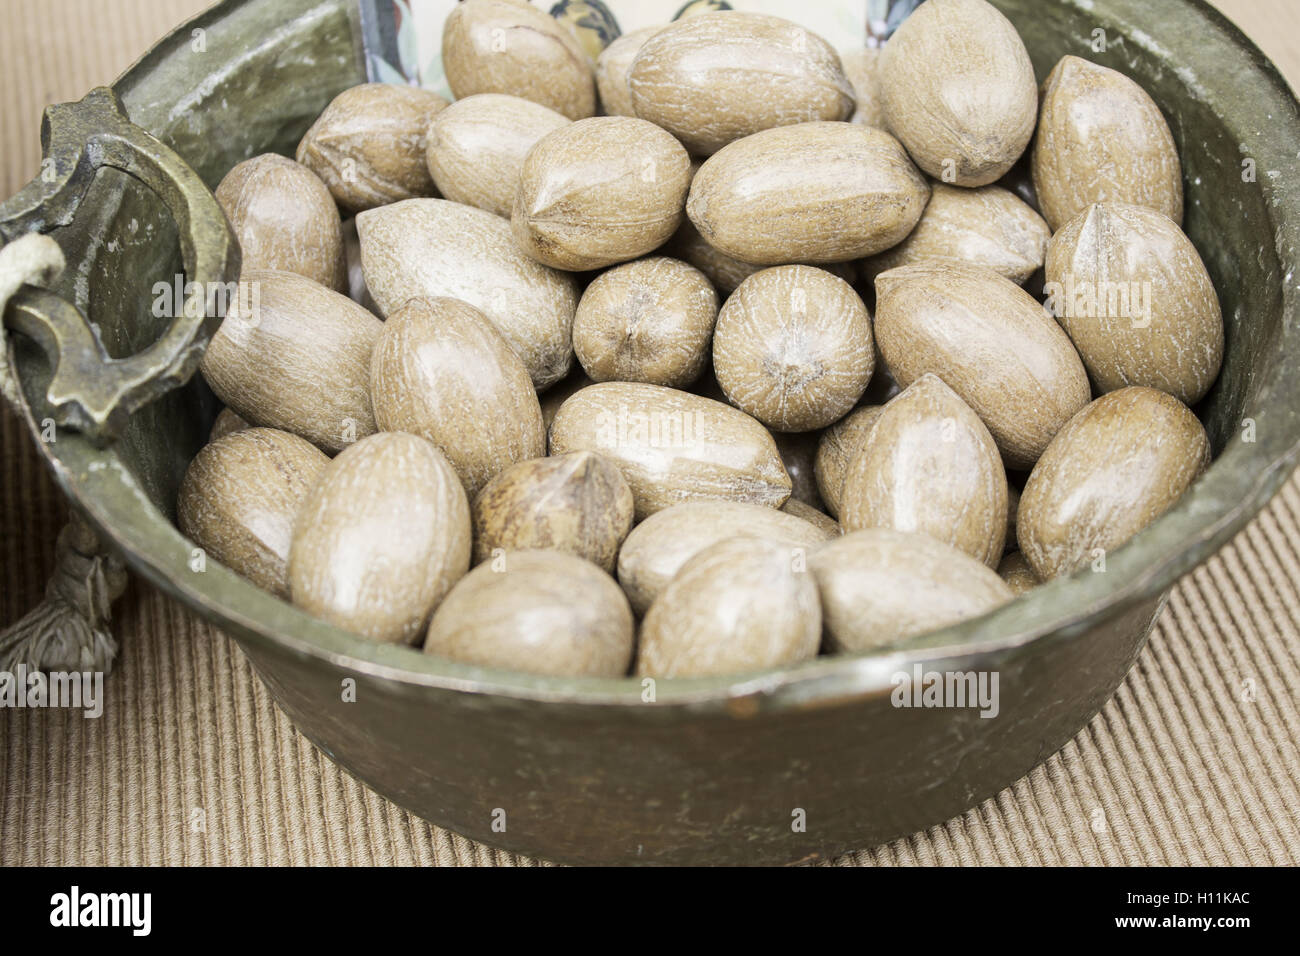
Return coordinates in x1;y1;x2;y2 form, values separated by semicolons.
0;86;239;446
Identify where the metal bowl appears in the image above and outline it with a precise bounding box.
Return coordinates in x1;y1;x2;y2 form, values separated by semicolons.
4;0;1298;864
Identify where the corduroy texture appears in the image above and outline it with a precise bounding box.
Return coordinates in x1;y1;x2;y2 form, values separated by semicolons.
1;0;1298;866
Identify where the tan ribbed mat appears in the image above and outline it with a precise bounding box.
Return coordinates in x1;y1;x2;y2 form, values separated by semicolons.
2;0;1298;866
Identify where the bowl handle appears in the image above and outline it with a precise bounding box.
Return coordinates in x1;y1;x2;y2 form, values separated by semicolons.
0;86;239;447
0;87;238;677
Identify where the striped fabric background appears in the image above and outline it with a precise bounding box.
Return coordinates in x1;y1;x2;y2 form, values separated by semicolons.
1;0;1297;865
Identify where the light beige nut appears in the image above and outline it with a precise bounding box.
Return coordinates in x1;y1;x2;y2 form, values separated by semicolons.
811;528;1014;653
595;27;659;117
209;407;250;443
879;0;1037;187
425;93;571;219
1032;55;1183;231
472;451;634;573
862;183;1050;285
687;122;929;266
572;256;718;388
199;270;381;454
997;551;1039;596
813;405;884;519
512;116;692;271
1044;202;1224;406
615;499;834;615
842;47;886;128
840;374;1008;567
627;12;854;156
713;265;875;431
356;198;578;389
178;428;328;598
369;297;545;498
540;368;595;434
549;381;792;520
289;432;471;643
424;549;634;678
637;537;821;678
1017;386;1211;581
874;262;1091;470
340;218;378;312
781;498;841;538
214;154;345;291
441;0;597;120
296;83;448;214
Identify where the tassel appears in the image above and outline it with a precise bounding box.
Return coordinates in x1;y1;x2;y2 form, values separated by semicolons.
0;513;127;674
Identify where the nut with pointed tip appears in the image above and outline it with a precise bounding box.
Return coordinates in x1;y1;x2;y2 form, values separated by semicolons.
862;183;1050;286
1045;202;1223;406
616;500;834;615
356;198;578;390
289;432;472;644
688;122;928;266
549;381;792;520
880;0;1037;187
296;83;448;214
199;270;381;454
627;12;854;156
214;154;345;291
1032;55;1183;232
425;550;634;678
441;0;597;120
472;451;634;573
178;428;329;598
637;537;821;678
840;374;1008;567
369;296;545;499
1017;387;1211;581
873;262;1091;471
812;528;1014;653
512;116;691;271
425;93;571;219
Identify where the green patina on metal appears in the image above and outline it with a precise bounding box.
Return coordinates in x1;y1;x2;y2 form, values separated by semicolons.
0;87;238;446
